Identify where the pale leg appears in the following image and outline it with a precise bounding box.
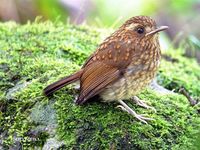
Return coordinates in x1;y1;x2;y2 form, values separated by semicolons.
117;100;154;124
132;96;156;112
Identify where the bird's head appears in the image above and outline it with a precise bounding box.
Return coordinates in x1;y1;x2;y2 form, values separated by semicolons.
121;16;168;43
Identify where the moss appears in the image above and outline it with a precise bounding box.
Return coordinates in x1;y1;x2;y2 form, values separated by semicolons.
0;20;199;149
158;50;200;98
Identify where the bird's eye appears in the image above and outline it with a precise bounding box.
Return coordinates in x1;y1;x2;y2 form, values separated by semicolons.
136;27;145;34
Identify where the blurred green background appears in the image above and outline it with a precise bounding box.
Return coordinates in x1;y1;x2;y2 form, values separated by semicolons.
0;0;200;62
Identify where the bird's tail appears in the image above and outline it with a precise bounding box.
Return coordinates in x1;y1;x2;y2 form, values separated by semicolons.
43;70;83;96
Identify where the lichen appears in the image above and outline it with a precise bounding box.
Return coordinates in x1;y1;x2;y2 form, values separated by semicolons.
0;21;199;149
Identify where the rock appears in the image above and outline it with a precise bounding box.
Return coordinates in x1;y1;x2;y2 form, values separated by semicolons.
0;21;199;149
149;79;174;94
42;138;64;150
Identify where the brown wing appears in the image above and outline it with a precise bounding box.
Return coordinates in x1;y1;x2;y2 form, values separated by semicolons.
76;62;121;104
76;36;134;104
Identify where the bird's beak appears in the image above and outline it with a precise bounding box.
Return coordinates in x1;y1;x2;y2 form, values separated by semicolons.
145;26;168;36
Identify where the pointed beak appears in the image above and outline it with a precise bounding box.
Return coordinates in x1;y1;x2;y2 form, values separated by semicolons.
145;26;168;36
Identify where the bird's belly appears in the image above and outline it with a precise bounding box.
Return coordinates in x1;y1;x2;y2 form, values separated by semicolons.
99;63;158;102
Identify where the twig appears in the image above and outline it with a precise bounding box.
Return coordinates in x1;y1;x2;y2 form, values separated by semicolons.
179;88;197;106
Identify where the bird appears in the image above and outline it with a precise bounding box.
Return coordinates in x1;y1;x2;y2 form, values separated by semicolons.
44;16;168;123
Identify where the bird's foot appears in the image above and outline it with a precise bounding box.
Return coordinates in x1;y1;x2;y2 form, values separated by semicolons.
117;100;154;124
132;96;156;112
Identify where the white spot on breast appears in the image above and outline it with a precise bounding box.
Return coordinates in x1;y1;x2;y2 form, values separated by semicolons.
127;40;131;44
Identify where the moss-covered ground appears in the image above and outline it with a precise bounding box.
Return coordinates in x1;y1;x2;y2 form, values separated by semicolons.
0;21;200;149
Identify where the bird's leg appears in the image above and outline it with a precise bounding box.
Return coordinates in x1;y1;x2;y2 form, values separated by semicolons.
117;100;154;124
132;96;156;112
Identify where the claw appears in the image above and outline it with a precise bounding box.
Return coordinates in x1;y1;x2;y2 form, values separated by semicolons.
132;96;156;112
117;100;154;124
116;105;128;113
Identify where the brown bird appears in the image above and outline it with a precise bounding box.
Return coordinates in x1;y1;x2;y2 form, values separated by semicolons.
44;16;168;123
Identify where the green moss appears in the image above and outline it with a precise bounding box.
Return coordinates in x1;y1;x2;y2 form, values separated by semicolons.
0;21;199;149
158;50;200;98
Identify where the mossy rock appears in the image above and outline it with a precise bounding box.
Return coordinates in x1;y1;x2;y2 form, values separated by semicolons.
0;21;200;149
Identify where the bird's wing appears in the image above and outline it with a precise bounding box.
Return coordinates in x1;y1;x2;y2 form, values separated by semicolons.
76;62;121;104
76;39;134;104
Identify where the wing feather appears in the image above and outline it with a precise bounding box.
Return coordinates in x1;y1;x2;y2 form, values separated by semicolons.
76;62;121;104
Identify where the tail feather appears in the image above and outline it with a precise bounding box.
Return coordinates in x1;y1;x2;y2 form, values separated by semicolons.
43;70;83;96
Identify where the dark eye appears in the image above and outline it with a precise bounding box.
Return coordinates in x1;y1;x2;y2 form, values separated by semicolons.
136;27;145;34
